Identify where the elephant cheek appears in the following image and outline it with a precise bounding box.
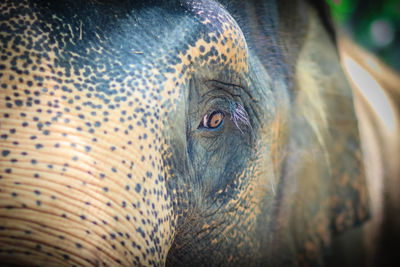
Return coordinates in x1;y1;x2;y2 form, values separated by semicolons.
0;130;175;266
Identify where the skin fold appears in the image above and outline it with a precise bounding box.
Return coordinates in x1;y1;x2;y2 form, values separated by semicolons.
2;0;393;266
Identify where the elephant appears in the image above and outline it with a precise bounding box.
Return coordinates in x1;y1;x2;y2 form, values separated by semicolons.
1;0;397;266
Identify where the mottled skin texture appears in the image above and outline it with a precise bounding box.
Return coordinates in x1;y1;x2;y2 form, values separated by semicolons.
0;0;370;266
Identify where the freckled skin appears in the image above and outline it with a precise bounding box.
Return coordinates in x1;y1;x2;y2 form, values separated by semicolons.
0;0;369;266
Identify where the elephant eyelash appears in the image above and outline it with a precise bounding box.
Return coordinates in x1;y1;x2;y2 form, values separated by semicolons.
229;102;251;134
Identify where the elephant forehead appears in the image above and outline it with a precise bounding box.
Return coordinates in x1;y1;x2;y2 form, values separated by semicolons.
177;0;249;74
0;0;249;134
132;0;250;101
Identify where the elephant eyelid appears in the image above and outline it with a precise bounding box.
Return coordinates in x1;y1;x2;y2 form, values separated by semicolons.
229;102;251;134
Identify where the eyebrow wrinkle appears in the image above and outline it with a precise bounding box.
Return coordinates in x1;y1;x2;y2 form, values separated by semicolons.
209;79;255;101
200;81;240;99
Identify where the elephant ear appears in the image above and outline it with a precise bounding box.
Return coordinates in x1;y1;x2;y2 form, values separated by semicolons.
300;1;370;235
278;2;370;265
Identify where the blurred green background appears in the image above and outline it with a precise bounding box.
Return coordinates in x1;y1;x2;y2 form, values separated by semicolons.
326;0;400;72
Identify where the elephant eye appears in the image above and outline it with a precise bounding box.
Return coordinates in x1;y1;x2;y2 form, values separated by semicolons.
200;110;225;130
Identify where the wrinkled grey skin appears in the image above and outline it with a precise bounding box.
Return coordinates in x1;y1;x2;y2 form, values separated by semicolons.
0;0;373;266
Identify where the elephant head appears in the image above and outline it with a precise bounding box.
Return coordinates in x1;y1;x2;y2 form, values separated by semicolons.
0;0;369;266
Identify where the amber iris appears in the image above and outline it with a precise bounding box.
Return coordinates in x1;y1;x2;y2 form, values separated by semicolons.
203;110;224;129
